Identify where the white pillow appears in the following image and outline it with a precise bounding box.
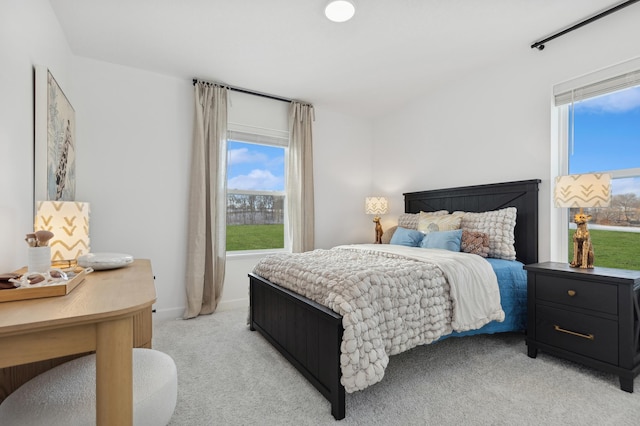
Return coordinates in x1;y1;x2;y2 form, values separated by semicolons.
417;212;464;234
459;207;517;260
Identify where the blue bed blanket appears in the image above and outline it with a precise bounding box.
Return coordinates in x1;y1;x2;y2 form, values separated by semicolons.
441;258;527;339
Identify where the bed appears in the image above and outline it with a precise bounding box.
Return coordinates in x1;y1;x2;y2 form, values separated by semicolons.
248;179;540;420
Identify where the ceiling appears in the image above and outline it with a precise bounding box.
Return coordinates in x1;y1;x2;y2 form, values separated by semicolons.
50;0;623;118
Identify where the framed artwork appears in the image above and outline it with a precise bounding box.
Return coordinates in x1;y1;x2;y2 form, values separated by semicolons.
34;65;76;202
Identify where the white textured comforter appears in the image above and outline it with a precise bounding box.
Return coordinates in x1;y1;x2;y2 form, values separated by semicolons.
252;244;504;393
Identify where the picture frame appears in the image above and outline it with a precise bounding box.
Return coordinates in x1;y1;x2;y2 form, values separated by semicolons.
34;65;76;203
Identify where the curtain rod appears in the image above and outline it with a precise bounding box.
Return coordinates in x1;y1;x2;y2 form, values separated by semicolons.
531;0;640;50
192;78;293;103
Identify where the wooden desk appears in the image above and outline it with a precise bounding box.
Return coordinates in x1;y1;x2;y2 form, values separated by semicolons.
0;259;156;426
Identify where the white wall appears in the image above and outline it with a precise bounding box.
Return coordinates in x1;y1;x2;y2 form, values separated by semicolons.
0;0;73;272
313;105;374;248
71;58;373;318
372;7;640;263
72;57;193;318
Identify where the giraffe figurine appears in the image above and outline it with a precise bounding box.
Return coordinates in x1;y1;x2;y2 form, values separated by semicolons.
373;216;384;244
570;211;595;269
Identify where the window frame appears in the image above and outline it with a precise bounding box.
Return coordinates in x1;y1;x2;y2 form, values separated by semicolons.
225;133;290;254
553;76;640;264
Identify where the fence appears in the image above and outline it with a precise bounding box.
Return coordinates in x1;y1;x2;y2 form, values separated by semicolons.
227;193;284;225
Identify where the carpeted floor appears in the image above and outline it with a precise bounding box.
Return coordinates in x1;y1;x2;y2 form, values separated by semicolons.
153;308;640;425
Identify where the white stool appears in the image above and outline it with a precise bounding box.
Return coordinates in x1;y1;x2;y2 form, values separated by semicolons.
0;348;177;426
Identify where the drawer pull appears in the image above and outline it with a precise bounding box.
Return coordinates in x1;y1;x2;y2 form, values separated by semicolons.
567;290;576;296
554;325;594;340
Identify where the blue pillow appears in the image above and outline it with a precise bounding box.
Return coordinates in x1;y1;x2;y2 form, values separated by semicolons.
390;227;424;247
420;229;463;252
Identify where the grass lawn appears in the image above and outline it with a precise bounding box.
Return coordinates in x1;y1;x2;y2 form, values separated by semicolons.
569;229;640;270
227;224;640;271
227;224;284;251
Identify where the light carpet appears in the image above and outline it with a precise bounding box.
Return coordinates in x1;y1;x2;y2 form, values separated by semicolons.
153;308;640;425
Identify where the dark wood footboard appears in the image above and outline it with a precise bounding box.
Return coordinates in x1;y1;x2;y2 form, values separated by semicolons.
249;273;345;420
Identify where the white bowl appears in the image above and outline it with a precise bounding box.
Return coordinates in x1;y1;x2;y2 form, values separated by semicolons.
77;253;134;270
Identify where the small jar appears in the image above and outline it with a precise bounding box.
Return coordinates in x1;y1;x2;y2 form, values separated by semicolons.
27;246;51;273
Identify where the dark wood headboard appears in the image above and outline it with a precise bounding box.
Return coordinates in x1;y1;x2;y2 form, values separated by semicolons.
403;179;541;265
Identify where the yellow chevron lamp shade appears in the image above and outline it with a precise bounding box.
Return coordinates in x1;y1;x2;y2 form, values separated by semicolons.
365;197;388;215
34;201;90;263
554;173;612;210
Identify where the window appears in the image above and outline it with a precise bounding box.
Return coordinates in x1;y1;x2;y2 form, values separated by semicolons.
226;133;288;252
556;71;640;269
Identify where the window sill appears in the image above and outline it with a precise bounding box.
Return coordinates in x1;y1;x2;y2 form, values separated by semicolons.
226;249;289;261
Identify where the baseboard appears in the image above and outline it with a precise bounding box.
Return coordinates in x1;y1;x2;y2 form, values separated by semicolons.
152;306;185;321
216;298;249;311
152;298;248;321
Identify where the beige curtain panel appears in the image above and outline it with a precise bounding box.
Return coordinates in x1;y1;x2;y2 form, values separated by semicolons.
184;83;228;319
288;102;315;253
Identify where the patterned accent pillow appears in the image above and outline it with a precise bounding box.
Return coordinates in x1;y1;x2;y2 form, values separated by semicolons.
460;230;490;257
397;214;419;230
417;212;464;234
398;210;448;230
459;207;517;260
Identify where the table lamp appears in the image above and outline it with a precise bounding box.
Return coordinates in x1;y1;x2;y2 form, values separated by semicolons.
365;196;388;244
553;173;611;268
34;201;90;268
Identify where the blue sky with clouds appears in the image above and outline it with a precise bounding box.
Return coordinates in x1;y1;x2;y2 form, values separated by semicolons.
571;86;640;196
227;141;285;191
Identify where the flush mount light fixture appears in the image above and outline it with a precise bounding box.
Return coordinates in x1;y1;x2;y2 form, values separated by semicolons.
325;0;355;23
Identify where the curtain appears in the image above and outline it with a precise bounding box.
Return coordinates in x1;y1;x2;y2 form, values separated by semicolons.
184;83;228;319
287;102;315;253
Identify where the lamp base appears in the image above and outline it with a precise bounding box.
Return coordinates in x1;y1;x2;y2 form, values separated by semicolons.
570;210;595;269
372;216;384;244
51;259;78;271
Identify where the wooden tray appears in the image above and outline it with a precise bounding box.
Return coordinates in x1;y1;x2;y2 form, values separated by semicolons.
0;268;88;303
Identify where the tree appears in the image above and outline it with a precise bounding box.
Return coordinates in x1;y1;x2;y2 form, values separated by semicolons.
610;193;640;224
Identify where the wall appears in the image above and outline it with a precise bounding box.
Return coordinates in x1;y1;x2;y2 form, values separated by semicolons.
372;7;640;262
313;105;374;248
72;57;192;319
71;58;373;318
0;0;73;272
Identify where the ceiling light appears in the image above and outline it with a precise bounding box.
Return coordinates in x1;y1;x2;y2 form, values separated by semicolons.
325;0;355;23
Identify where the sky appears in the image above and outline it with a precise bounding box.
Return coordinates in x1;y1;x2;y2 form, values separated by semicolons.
570;85;640;197
227;140;285;191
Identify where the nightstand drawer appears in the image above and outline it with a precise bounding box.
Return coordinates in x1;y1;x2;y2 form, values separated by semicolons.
536;305;618;364
536;275;617;315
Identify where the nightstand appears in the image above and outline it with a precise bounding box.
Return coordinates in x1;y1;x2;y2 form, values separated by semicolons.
524;261;640;392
